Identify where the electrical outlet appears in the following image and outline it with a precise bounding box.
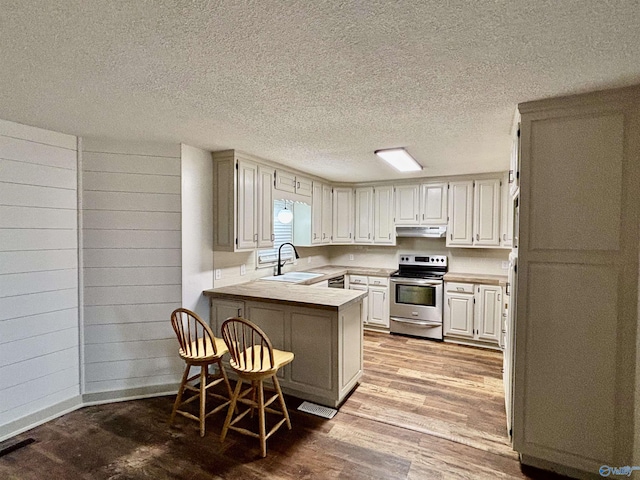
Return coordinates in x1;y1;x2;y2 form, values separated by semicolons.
501;261;509;269
349;254;354;261
215;269;221;280
240;264;246;275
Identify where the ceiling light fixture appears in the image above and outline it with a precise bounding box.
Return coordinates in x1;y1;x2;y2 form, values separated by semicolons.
374;148;423;172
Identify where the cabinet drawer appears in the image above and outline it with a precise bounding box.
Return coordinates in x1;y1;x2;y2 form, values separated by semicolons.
445;282;474;294
367;276;389;287
349;275;368;285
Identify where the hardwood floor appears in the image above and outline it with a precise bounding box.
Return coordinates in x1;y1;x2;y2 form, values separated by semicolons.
0;331;567;479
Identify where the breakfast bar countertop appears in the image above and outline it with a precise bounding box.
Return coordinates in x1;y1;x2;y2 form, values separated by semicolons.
203;281;367;311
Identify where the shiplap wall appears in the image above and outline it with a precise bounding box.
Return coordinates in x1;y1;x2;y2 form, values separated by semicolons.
81;139;183;400
0;119;81;439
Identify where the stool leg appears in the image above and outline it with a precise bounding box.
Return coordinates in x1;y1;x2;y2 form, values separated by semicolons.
258;379;266;458
199;365;207;437
272;374;291;430
221;378;243;443
170;363;190;426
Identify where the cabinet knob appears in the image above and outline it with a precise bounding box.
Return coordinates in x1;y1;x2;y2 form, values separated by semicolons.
368;233;371;239
415;214;418;221
254;234;258;242
237;308;242;317
476;234;479;241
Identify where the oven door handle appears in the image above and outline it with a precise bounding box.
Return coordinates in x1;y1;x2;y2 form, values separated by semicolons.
390;316;442;327
390;278;442;286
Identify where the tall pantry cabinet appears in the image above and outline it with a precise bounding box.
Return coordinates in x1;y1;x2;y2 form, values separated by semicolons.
513;86;640;476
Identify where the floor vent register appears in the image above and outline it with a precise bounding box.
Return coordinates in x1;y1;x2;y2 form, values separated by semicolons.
297;401;337;419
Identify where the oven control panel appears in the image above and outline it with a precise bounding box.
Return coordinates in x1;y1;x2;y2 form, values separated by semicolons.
398;254;447;267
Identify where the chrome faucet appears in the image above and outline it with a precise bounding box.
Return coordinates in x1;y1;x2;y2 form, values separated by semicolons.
276;243;300;276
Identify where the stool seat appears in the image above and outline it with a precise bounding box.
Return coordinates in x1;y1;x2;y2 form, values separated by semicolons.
230;346;294;377
179;337;229;363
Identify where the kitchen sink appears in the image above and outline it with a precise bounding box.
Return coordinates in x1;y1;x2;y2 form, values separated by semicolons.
259;272;324;283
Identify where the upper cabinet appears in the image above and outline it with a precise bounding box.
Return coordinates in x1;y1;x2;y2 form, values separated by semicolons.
355;186;395;245
332;187;354;244
311;181;332;244
274;169;312;197
213;151;273;251
447;178;501;248
421;182;448;225
395;182;448;226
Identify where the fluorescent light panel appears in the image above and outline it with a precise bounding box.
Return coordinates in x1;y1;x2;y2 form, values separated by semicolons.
374;148;422;172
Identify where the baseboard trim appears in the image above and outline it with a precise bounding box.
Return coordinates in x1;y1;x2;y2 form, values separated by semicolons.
520;453;601;480
0;396;83;444
82;383;179;407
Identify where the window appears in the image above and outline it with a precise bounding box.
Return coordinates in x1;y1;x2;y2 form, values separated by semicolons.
257;199;295;265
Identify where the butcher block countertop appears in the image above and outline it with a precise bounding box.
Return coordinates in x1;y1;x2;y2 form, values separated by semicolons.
443;272;508;286
203;281;367;311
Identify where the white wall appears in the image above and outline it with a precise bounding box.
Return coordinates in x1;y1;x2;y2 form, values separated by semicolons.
180;144;213;320
0;119;81;440
81;138;183;401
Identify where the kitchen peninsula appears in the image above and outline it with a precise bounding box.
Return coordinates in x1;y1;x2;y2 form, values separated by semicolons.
204;282;367;408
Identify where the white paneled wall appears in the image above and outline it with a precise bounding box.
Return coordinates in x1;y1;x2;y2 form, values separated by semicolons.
0;119;81;439
81;139;183;399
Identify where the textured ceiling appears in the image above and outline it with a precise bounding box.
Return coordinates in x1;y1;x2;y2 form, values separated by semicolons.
1;1;639;182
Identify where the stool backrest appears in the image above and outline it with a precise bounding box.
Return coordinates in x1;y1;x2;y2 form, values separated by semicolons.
170;308;219;357
220;317;275;370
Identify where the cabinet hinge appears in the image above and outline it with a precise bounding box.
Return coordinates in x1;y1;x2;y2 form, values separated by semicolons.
473;298;476;304
509;428;513;437
235;238;238;245
517;128;520;138
500;180;502;187
514;264;518;273
235;162;238;170
473;181;475;187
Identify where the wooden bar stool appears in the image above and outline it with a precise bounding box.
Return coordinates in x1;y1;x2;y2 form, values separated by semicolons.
220;317;294;457
169;308;233;437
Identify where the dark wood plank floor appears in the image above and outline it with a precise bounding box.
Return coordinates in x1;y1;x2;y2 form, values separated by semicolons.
0;331;567;479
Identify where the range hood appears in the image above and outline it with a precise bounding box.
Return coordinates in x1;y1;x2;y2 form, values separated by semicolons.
395;226;447;238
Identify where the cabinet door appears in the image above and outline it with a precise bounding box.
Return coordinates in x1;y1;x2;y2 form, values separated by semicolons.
321;184;333;244
257;166;274;248
211;300;244;336
274;169;296;193
373;185;395;244
444;293;474;338
509;125;520;197
368;284;389;328
332;187;354;244
447;181;473;246
421;182;448;225
350;284;368;324
500;173;513;248
311;182;323;244
474;178;501;246
354;187;374;243
394;184;420;225
476;285;501;343
296;175;313;197
237;160;258;249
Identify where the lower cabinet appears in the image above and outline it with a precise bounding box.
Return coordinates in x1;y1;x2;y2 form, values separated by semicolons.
209;298;363;408
349;275;389;329
444;282;502;348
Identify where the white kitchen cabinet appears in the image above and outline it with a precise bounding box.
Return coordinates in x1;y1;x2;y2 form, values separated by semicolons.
447;181;474;246
473;178;501;246
350;275;389;329
475;285;501;343
509;121;520;197
332;187;354;244
322;183;333;243
421;182;448;225
444;282;501;348
257;165;274;248
274;169;312;197
311;182;332;244
354;187;374;243
394;184;420;225
373;185;395;244
500;173;514;248
354;186;395;245
213;151;275;252
447;178;502;248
